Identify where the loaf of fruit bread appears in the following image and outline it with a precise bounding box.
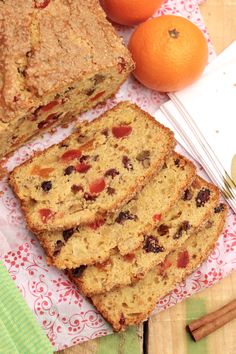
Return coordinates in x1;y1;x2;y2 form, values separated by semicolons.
0;0;134;159
9;102;175;233
37;152;195;269
89;204;227;331
74;177;220;296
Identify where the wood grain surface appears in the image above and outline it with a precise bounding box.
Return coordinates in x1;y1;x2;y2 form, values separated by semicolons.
59;1;236;353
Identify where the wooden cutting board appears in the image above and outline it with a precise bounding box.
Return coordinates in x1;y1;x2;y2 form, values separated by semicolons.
59;1;236;353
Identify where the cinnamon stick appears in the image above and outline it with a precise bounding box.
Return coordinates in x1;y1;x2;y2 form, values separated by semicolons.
187;299;236;341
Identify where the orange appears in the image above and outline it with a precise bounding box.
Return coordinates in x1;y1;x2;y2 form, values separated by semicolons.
128;15;208;92
100;0;164;26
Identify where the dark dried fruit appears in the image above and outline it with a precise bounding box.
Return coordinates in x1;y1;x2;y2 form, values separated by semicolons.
83;192;97;201
53;240;64;256
123;253;135;262
107;187;115;195
71;266;86;278
63;228;75;241
64;165;75;175
101;128;109;137
71;185;84;193
162;162;167;169
214;203;225;213
143;236;165;253
174;158;180;167
85;88;95;96
173;221;191;239
79;155;90;163
122;156;133;171
119;313;126;326
157;224;169;236
196;188;211;207
136;150;151;168
115;211;138;224
41;180;52;192
104;168;120;179
93;74;105;85
182;189;193;201
38;113;62;130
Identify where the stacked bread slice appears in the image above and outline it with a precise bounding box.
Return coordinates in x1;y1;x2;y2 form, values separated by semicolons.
9;102;227;331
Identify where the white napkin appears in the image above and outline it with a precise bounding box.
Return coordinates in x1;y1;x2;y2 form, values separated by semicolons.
155;40;236;212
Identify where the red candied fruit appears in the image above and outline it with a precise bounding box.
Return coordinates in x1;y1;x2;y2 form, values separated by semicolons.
89;178;106;194
90;91;105;102
153;213;162;222
34;0;51;9
41;100;59;112
75;163;91;173
88;218;105;230
61;149;82;162
177;250;190;268
39;208;54;224
112;126;132;138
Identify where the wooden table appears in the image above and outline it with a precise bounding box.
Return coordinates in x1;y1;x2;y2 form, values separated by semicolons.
60;1;236;353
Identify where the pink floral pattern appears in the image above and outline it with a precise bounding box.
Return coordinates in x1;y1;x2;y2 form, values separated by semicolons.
0;1;234;351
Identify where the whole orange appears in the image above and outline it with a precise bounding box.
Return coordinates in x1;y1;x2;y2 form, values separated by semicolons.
100;0;164;26
128;15;208;92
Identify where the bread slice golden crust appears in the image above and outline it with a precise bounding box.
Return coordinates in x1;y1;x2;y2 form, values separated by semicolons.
9;102;175;233
76;177;220;296
90;204;227;331
37;152;196;269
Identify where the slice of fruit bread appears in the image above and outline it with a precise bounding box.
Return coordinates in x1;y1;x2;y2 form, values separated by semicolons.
89;203;227;331
9;102;175;233
39;152;195;269
75;177;220;296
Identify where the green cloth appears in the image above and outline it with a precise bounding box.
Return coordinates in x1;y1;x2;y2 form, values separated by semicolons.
0;261;53;354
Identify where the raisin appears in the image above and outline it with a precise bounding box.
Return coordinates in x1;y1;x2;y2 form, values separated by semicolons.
101;128;109;137
83;192;97;201
64;166;75;175
115;211;138;224
93;74;105;85
143;236;165;253
119;313;126;326
162;162;167;169
104;168;120;179
107;187;115;195
214;203;225;213
53;240;64;256
136;150;151;168
41;181;52;192
182;189;193;201
173;221;191;239
85;88;95;96
79;155;90;163
63;228;75;241
122;156;133;171
38;113;62;129
196;188;211;207
71;185;84;193
157;224;169;236
71;266;86;278
174;158;180;167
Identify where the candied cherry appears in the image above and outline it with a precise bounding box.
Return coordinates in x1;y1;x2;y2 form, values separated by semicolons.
89;178;106;194
61;149;81;162
112;125;132;138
